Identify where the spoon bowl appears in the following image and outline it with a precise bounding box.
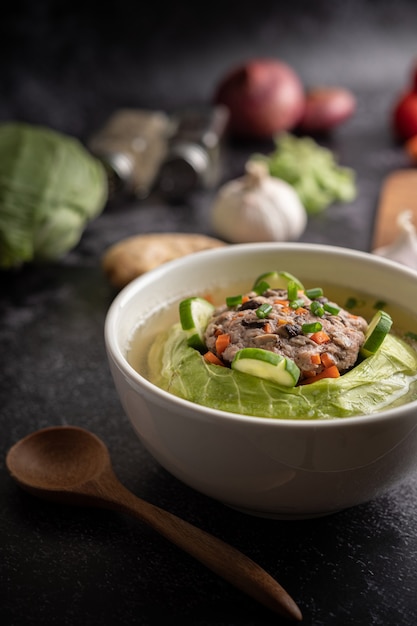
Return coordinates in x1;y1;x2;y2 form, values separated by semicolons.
7;426;108;491
6;425;302;622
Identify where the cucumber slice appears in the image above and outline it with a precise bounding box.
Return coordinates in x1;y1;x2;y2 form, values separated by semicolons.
252;270;304;292
179;297;215;351
232;348;300;387
360;310;393;358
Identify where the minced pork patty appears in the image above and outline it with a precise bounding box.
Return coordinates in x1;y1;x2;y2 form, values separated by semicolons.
204;288;368;382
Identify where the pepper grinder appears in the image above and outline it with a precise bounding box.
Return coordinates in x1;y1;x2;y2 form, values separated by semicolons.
155;104;229;199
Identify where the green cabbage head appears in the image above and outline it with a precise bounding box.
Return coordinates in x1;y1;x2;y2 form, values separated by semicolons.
0;122;108;268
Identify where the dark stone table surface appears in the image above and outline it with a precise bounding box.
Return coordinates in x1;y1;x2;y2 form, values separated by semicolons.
1;2;417;624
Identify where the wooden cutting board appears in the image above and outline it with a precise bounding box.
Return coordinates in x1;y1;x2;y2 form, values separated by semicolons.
372;169;417;250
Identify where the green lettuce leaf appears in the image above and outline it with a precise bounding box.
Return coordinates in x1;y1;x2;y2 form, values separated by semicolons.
252;133;357;214
148;324;417;420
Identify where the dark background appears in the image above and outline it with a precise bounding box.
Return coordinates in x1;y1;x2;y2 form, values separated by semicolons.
1;1;417;625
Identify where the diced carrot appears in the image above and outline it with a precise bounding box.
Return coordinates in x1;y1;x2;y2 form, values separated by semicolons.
263;322;272;333
295;307;308;315
202;293;214;303
277;318;288;326
203;351;225;366
317;365;340;380
310;330;330;344
215;333;231;355
242;295;250;303
310;353;321;365
302;365;340;384
274;299;289;306
321;352;335;368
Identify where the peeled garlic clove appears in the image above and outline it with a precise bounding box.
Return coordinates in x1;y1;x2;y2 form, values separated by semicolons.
210;160;307;243
373;210;417;270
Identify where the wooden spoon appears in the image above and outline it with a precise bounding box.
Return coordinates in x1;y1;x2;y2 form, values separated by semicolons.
6;425;302;621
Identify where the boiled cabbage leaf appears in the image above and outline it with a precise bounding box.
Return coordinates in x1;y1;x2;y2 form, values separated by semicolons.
148;324;417;420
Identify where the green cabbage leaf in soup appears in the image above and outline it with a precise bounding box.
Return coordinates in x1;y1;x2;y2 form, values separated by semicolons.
148;324;417;419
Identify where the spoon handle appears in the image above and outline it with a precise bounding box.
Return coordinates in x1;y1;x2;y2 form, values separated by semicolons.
96;472;302;621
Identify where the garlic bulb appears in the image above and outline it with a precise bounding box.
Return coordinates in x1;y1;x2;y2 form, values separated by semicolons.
210;160;307;243
373;210;417;270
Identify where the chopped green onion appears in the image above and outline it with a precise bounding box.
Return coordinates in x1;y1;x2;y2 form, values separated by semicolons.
253;280;270;295
323;302;340;315
256;303;273;318
226;294;243;307
306;287;323;299
310;300;325;317
302;321;323;334
345;297;357;310
290;298;306;309
287;280;298;301
345;297;365;310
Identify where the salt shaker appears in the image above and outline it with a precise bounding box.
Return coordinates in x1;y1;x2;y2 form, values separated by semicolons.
88;108;175;198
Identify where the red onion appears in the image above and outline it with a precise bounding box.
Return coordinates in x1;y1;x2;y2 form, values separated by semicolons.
298;87;356;133
213;58;305;139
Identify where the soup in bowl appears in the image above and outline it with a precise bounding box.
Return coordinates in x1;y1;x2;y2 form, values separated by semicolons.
104;243;417;519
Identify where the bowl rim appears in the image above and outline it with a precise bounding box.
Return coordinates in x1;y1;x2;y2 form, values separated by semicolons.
104;241;417;429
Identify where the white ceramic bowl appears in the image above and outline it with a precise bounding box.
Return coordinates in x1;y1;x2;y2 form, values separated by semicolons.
104;243;417;519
